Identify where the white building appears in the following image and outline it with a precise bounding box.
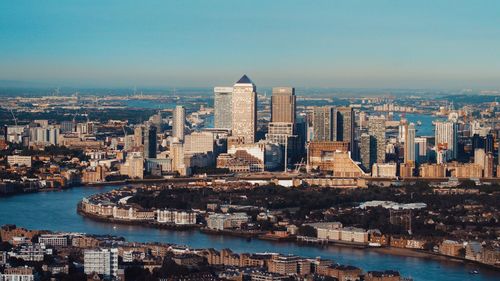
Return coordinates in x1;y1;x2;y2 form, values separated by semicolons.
206;213;250;231
84;248;119;280
371;163;397;178
173;106;186;141
7;155;32;168
156;209;196;225
231;75;257;144
435;121;458;161
0;267;37;281
38;234;68;247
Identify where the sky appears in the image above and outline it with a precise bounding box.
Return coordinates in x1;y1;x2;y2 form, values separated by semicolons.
0;0;500;89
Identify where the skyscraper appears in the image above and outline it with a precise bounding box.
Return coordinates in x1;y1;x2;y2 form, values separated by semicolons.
231;75;257;144
336;106;355;157
271;87;296;124
368;116;386;164
268;87;297;166
435;121;458;161
415;137;428;163
173;105;185;141
143;124;157;159
404;123;416;164
312;106;336;141
485;134;494;154
214;87;233;129
360;133;376;171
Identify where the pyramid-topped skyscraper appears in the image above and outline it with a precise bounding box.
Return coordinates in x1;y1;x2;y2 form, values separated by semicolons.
231;75;257;144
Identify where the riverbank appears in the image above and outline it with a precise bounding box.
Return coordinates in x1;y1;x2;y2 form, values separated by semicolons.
77;203;200;231
1;186;499;281
77;203;499;272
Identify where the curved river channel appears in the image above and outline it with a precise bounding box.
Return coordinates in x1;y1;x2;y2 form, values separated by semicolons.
0;186;499;281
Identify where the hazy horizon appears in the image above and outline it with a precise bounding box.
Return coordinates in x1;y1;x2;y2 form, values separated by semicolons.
1;1;500;89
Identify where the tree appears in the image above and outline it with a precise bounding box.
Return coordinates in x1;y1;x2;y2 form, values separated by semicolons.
297;225;317;237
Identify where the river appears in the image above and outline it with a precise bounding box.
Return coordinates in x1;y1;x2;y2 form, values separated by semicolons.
0;186;498;281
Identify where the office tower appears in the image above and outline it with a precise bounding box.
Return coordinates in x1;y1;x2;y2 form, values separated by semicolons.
84;248;118;280
360;133;376;171
214;87;233;129
484;153;494;178
485;134;494;154
415;137;428;163
149;111;163;132
120;154;144;179
173;105;186;141
124;135;135;151
143;125;157;159
60;121;75;133
368;117;386;163
312;106;336;141
170;139;186;175
472;134;484;151
231;75;257;143
474;148;486;170
184;131;215;154
271;87;296;124
336;106;355;157
134;125;144;147
435;121;458;161
268;87;297;166
404;123;416;164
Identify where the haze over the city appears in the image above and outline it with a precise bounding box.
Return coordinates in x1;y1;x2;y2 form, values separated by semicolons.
1;0;500;89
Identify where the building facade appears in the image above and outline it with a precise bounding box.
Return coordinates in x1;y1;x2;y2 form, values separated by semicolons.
231;75;257;144
214;87;233;129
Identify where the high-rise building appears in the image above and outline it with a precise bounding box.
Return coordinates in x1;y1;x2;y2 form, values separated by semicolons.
360;133;376;171
184;131;215;154
404;123;416;164
368;117;386;163
134;125;144;147
312;106;336;141
214;87;233;129
268;87;297;167
484;153;494;178
271;87;296;124
485;134;494;154
336;106;355;157
173;105;186;141
120;154;144;179
170;139;186;176
84;248;119;280
60;121;75;133
415;137;427;163
231;75;257;144
435;121;458;161
143;125;157;159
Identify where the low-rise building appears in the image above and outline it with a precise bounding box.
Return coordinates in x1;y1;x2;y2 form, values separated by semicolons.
7;155;32;168
439;240;463;257
156;209;196;225
206;213;250;231
0;266;38;281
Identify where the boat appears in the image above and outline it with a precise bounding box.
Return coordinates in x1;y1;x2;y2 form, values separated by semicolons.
469;269;479;274
416;120;422;126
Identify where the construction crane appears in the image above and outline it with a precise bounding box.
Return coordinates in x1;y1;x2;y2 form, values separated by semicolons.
294;158;305;173
9;109;18;126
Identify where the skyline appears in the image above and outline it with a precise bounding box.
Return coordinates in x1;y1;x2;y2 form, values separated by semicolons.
1;1;500;88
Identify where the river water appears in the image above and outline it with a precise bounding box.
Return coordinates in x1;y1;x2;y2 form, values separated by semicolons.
0;186;498;281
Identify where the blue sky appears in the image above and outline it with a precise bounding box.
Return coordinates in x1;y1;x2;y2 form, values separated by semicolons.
1;0;499;88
